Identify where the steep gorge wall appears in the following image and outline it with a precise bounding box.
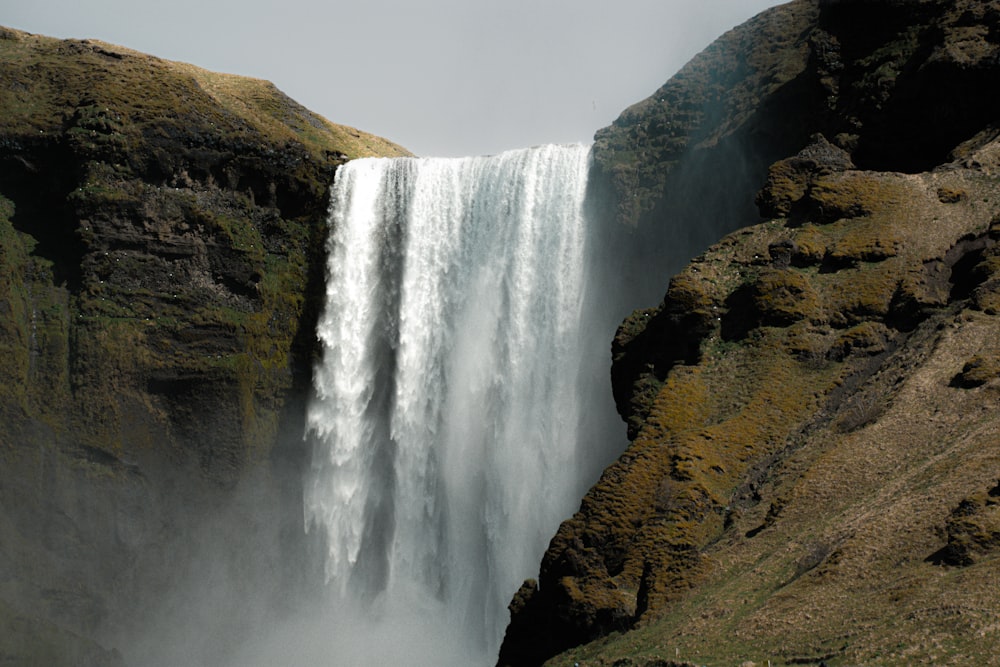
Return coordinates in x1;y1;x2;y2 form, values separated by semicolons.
0;27;407;664
501;1;1000;664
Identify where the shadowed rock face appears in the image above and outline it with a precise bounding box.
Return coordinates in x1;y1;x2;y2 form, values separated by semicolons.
0;27;407;664
499;1;1000;665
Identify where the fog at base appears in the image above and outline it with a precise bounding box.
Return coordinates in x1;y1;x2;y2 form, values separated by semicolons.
220;587;490;666
114;133;764;666
299;144;625;665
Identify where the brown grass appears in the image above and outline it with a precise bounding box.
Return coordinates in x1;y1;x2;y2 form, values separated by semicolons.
542;161;1000;667
0;26;410;159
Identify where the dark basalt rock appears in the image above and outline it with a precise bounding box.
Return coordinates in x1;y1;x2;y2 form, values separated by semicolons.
500;1;1000;664
0;27;406;662
755;133;856;221
935;482;1000;565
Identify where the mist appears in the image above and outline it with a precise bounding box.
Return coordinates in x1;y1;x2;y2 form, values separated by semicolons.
297;146;623;664
0;4;795;665
108;111;780;667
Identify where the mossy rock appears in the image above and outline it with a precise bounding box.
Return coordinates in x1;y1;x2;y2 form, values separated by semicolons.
941;484;1000;565
505;2;1000;664
825;264;900;327
664;270;717;316
756;134;856;219
824;223;901;267
952;352;1000;388
789;225;827;266
0;25;414;666
828;321;892;361
751;268;823;327
756;158;814;219
614;307;659;352
0;26;408;480
968;244;1000;313
805;172;906;224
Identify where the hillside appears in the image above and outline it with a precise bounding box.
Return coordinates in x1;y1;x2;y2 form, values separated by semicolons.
4;2;1000;664
499;1;1000;665
0;26;407;664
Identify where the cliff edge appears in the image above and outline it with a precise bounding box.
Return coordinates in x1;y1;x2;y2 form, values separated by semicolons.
500;1;1000;665
0;26;407;664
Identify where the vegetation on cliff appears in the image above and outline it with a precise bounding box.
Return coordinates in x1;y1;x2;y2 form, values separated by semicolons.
0;26;407;664
0;25;407;477
500;1;1000;665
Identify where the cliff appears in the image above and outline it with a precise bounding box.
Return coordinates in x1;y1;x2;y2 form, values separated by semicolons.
0;26;407;664
500;1;1000;665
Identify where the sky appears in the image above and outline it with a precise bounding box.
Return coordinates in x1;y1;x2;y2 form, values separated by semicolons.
6;1;782;157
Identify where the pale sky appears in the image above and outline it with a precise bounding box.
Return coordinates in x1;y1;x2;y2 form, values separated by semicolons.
5;1;782;157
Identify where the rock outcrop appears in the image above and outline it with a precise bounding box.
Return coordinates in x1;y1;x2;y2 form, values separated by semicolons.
0;27;407;664
500;1;1000;665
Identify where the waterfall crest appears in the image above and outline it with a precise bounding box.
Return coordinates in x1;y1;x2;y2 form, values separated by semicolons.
304;144;619;664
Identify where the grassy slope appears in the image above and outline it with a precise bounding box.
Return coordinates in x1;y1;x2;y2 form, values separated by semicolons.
0;26;409;159
500;2;1000;664
550;162;1000;666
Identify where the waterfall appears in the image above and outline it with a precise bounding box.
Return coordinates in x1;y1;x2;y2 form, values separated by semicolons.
303;144;621;665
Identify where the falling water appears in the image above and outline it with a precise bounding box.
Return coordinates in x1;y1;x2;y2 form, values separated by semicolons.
304;144;621;664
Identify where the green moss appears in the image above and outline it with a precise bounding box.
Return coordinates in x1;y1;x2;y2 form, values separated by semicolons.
210;214;265;260
0;27;409;171
825;223;901;265
829;321;890;359
791;225;827;265
665;270;718;318
0;198;75;432
0;197;31;419
752;268;823;326
806;172;906;223
825;264;899;326
756;157;812;218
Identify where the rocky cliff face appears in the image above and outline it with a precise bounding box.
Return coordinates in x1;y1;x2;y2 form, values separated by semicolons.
0;27;407;664
500;1;1000;665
